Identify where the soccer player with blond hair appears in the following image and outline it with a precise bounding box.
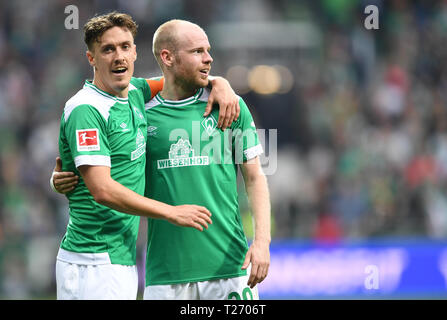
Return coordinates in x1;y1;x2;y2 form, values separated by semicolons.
141;19;271;300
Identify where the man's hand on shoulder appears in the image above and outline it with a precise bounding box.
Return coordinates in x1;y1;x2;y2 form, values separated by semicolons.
204;76;240;130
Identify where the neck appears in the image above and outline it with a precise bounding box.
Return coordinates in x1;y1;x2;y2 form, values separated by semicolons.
92;75;128;98
159;73;200;101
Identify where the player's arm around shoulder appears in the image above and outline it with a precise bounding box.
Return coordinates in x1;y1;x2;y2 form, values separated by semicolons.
50;158;212;231
230;97;254;128
78;165;213;231
143;77;164;102
205;76;240;130
77;165;166;217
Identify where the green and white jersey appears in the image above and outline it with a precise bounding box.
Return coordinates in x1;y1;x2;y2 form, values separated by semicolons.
58;77;151;265
144;87;263;285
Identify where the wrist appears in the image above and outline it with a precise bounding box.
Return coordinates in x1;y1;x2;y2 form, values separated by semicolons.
162;204;176;222
207;75;217;89
253;237;271;245
50;171;59;193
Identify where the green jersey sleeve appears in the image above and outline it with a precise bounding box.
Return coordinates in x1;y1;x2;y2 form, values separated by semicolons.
63;104;111;167
231;97;264;162
130;77;152;104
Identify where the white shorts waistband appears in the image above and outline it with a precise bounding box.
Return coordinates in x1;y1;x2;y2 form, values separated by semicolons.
57;247;112;265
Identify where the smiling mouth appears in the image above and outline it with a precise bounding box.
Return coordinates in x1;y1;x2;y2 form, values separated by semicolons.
200;69;209;76
112;67;127;74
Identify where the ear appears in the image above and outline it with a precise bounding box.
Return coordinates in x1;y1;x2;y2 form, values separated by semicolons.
134;44;137;62
160;49;174;68
86;50;95;67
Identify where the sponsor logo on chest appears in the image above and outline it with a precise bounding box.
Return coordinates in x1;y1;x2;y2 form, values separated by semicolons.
157;138;209;169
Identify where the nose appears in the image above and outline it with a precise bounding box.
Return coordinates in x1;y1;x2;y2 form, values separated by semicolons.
114;47;125;63
204;50;213;64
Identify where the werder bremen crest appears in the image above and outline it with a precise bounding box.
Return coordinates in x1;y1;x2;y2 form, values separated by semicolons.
201;114;217;135
158;138;209;169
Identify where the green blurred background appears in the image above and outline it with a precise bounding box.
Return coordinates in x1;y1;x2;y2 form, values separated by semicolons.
1;0;447;299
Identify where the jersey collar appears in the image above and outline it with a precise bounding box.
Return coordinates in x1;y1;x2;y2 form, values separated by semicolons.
84;80;129;104
155;88;204;107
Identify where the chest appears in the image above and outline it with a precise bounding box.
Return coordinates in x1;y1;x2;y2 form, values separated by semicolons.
107;101;147;160
147;106;242;171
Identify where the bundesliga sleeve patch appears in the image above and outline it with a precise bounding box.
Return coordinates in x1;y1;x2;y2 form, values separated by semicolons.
76;129;100;151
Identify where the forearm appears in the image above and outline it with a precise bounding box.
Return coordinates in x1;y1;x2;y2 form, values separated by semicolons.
244;173;271;244
93;178;173;220
55;164;211;231
207;75;231;91
79;165;173;220
240;158;271;286
207;75;217;88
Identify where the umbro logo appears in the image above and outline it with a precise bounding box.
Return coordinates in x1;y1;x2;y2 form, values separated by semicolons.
148;126;158;136
120;122;130;132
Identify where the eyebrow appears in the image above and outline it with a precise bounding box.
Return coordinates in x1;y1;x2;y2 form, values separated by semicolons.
100;40;133;49
188;45;211;51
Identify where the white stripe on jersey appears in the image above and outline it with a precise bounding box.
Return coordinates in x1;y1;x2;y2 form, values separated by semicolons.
74;154;111;168
64;85;116;122
244;144;264;160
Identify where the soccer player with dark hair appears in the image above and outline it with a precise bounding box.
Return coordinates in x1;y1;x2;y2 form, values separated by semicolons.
52;12;240;300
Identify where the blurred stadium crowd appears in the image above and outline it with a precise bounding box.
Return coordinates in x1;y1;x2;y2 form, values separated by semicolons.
1;0;447;298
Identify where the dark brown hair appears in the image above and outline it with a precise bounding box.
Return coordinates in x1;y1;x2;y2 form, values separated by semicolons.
84;12;138;50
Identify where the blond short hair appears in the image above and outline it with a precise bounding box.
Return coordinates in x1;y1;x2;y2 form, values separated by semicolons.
152;19;204;68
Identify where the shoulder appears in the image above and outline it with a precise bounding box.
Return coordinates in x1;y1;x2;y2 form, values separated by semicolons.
197;87;211;103
130;77;148;91
131;77;154;102
234;96;252;118
199;87;247;110
145;94;162;112
64;86;115;122
229;96;256;130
